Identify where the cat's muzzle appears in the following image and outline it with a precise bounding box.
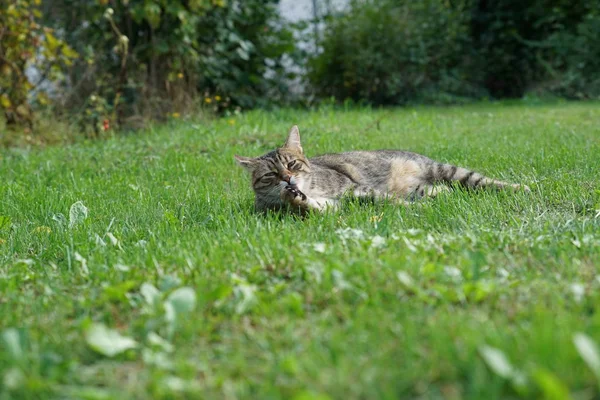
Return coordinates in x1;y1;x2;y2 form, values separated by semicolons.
282;176;298;188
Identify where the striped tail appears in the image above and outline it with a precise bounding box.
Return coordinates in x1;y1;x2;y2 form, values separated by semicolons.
430;162;529;191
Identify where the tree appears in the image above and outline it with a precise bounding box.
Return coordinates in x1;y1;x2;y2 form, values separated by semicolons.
0;0;77;129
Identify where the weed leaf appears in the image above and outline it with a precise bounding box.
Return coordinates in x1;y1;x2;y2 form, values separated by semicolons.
573;333;600;379
140;283;161;307
479;345;514;379
69;201;88;229
532;368;572;400
166;287;196;315
85;323;137;357
1;328;24;361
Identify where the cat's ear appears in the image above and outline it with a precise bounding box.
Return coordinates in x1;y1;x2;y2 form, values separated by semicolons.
234;155;256;171
284;125;303;153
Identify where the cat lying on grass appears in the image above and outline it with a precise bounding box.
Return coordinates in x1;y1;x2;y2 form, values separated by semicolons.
235;125;530;214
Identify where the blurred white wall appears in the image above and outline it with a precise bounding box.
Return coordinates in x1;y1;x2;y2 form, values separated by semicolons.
277;0;349;94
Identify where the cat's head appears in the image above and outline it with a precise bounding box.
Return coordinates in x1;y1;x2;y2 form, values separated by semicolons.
235;125;311;202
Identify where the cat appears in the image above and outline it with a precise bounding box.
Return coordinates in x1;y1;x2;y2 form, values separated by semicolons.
235;125;530;213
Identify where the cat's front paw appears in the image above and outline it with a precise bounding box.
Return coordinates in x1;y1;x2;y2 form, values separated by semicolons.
281;185;307;206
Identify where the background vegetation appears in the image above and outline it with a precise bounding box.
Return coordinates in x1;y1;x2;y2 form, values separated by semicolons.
309;0;600;104
1;0;600;141
1;0;295;140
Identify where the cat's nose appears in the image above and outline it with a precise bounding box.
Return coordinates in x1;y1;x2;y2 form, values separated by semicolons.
282;173;292;183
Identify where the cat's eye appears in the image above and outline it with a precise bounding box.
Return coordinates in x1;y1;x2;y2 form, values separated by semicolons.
263;172;277;178
287;160;297;169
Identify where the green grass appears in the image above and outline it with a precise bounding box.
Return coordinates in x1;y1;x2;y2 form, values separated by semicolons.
1;101;600;399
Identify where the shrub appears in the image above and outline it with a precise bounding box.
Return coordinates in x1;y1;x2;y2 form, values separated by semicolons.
44;0;295;133
308;0;600;104
537;7;600;99
308;0;478;105
468;0;594;98
0;0;77;130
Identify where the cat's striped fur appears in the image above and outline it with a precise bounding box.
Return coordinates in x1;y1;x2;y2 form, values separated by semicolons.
235;126;530;213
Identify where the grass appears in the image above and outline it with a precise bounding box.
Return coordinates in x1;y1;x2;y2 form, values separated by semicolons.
1;100;600;399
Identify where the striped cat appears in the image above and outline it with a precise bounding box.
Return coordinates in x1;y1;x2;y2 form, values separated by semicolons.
235;125;530;213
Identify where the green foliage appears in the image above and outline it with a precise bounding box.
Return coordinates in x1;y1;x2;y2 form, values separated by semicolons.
0;0;78;129
308;0;478;105
193;2;297;109
468;0;597;98
309;0;600;104
47;0;294;133
538;7;600;98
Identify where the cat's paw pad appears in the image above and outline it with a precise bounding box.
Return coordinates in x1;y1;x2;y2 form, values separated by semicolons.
281;185;307;203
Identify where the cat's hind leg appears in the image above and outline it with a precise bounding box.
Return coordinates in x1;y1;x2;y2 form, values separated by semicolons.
403;183;450;201
424;184;451;198
352;186;416;206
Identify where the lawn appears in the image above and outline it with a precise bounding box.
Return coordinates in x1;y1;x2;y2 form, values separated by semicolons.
1;101;600;399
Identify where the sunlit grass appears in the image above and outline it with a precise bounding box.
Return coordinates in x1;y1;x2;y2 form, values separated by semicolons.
1;101;600;399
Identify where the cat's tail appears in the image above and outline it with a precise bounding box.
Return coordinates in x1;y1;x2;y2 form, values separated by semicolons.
429;162;530;192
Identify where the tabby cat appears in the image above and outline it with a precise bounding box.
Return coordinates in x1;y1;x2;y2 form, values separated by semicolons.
235;125;530;213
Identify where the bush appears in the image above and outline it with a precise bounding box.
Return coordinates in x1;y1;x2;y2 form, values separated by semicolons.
537;8;600;98
0;0;77;130
43;0;295;133
0;0;295;135
308;0;478;105
468;0;595;98
309;0;600;104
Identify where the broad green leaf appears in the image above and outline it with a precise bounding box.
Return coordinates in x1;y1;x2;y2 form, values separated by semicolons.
164;287;197;335
239;40;254;52
144;2;161;29
231;274;257;314
45;32;59;51
573;333;600;379
236;47;250;61
74;252;89;275
479;345;513;379
2;367;24;390
166;287;196;314
159;275;181;291
52;213;67;227
140;283;161;306
62;45;78;59
2;328;23;361
69;201;88;228
0;95;11;109
85;323;137;357
532;368;572;400
142;348;173;370
160;375;200;392
147;332;174;353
